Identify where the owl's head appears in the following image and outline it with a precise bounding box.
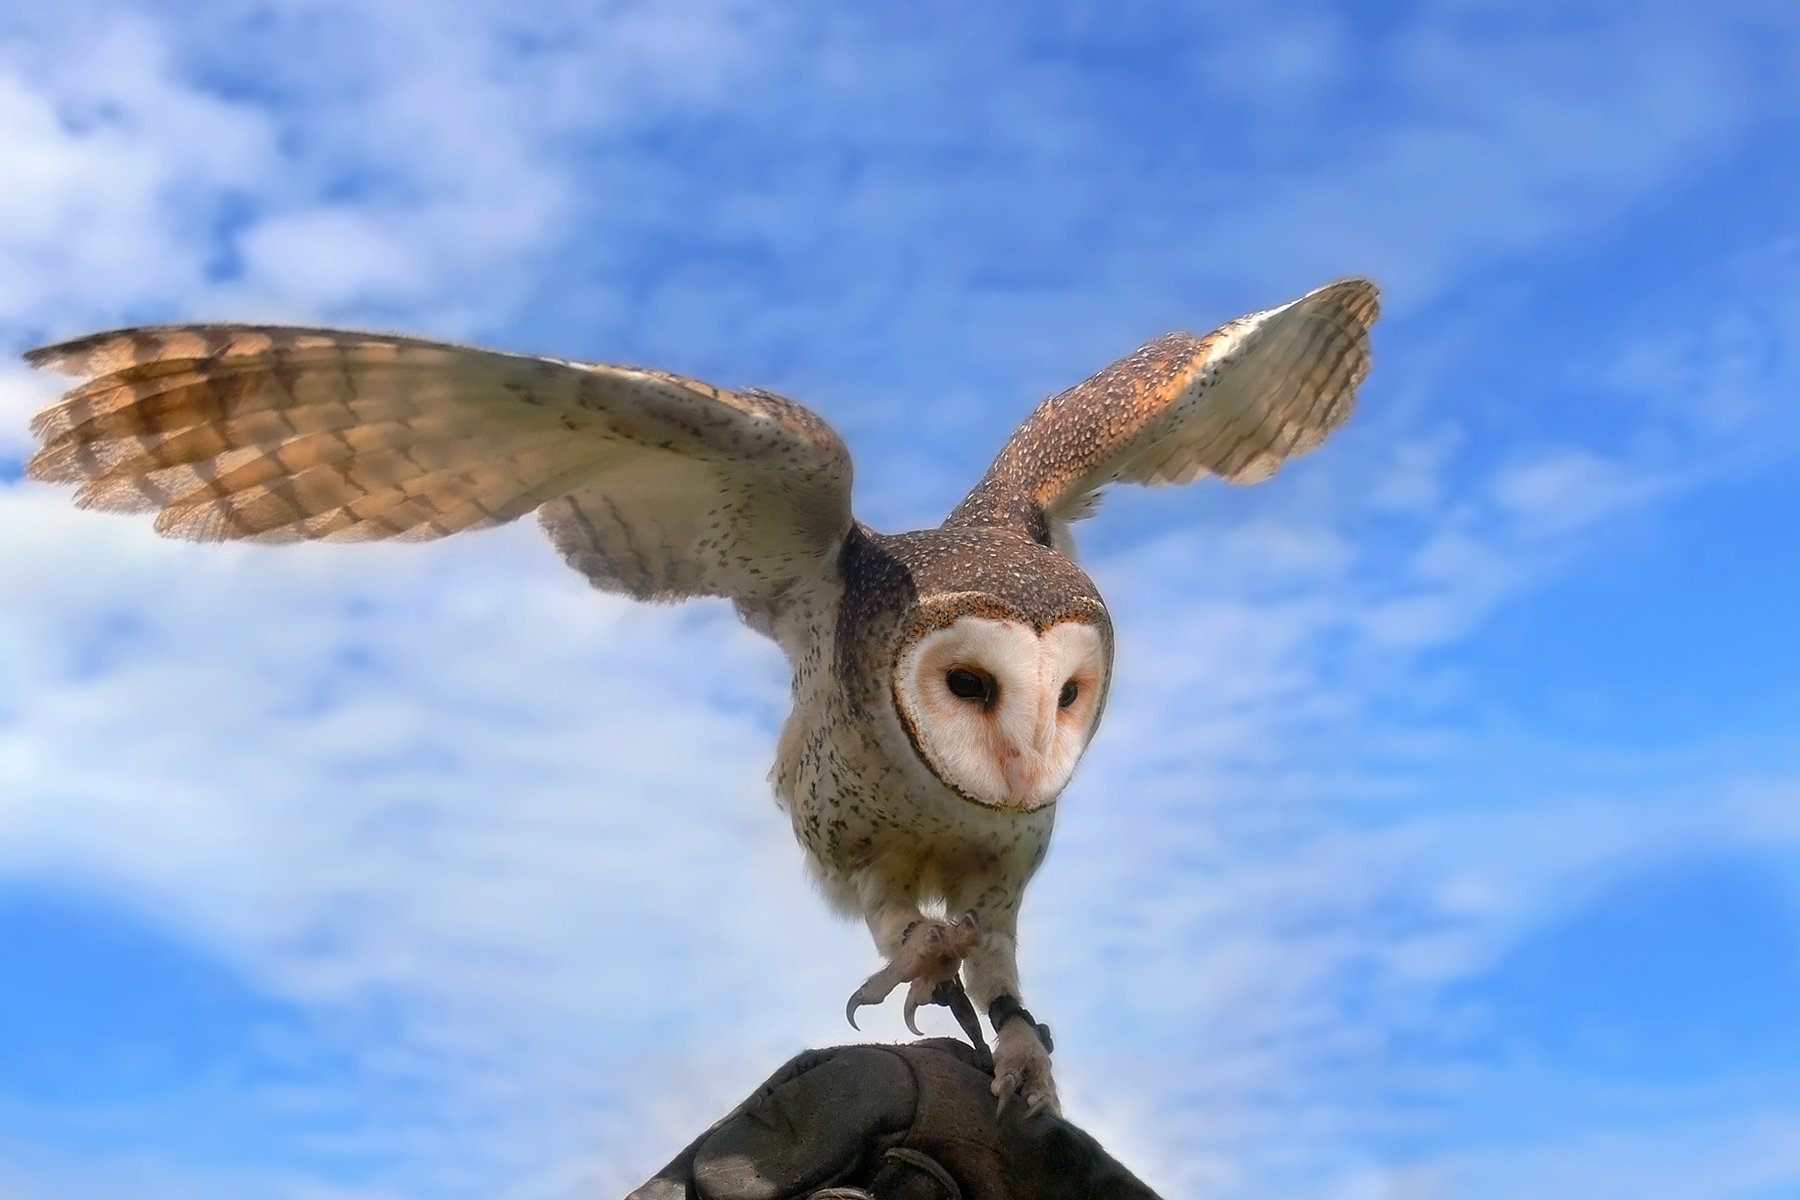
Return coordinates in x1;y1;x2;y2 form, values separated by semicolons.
868;530;1113;813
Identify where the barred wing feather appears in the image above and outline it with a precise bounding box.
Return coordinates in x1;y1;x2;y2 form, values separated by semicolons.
946;277;1378;556
26;325;854;614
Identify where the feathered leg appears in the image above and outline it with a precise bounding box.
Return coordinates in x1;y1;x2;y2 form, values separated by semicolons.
959;898;1059;1118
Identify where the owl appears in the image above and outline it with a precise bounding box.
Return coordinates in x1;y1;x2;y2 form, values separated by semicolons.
23;277;1378;1118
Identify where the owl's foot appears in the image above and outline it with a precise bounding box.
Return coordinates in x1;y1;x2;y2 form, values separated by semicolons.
845;911;982;1037
991;1014;1060;1119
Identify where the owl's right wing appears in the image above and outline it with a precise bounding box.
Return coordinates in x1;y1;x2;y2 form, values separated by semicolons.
25;325;854;622
945;277;1378;556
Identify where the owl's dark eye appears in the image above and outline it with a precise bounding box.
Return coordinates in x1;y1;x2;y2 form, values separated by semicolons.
945;667;994;703
1058;681;1079;708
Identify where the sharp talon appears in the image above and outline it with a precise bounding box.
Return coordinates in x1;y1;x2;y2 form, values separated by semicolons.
846;967;900;1032
844;916;982;1044
994;1072;1021;1119
938;978;988;1054
1025;1092;1049;1119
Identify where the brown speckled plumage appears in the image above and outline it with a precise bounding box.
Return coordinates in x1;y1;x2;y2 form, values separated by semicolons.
22;276;1379;1119
948;277;1378;556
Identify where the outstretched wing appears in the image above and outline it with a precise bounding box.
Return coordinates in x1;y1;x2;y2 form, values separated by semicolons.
945;277;1378;556
25;325;853;623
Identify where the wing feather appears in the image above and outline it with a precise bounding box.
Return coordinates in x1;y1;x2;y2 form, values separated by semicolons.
25;325;853;623
946;277;1378;556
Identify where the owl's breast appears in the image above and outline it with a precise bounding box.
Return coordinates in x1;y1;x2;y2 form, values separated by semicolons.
771;661;1054;906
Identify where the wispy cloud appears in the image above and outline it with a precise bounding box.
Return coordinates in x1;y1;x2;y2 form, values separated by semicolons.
4;1;1800;1197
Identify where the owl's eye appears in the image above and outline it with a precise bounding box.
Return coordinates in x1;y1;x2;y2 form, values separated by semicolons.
945;667;994;703
1058;681;1079;708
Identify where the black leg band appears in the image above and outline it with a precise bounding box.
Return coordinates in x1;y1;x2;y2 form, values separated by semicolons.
987;994;1054;1053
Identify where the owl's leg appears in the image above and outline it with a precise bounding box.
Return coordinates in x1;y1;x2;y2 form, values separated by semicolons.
844;908;983;1037
959;908;1061;1119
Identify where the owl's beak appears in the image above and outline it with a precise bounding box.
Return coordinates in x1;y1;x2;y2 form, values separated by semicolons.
998;698;1059;803
1000;753;1039;801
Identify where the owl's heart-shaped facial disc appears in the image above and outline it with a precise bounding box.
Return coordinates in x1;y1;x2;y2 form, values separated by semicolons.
892;616;1108;812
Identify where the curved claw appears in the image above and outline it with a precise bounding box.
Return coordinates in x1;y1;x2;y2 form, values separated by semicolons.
994;1072;1021;1119
846;967;901;1031
845;915;983;1040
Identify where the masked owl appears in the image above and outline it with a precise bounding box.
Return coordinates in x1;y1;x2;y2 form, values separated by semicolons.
23;277;1378;1118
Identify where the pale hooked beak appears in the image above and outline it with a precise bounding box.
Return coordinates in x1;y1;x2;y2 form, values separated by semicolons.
998;695;1059;803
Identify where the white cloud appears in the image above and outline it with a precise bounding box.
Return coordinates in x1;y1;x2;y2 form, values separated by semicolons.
1490;449;1651;532
236;208;432;309
1164;1;1762;308
5;1;1800;1196
1431;1109;1800;1200
1027;766;1800;1199
1600;235;1800;443
0;482;875;1188
0;0;786;344
0;19;274;328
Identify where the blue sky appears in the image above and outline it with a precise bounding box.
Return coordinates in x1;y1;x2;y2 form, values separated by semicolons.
2;1;1798;1196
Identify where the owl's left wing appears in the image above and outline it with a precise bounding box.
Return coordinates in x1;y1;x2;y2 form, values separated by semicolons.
945;277;1378;556
25;325;853;624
